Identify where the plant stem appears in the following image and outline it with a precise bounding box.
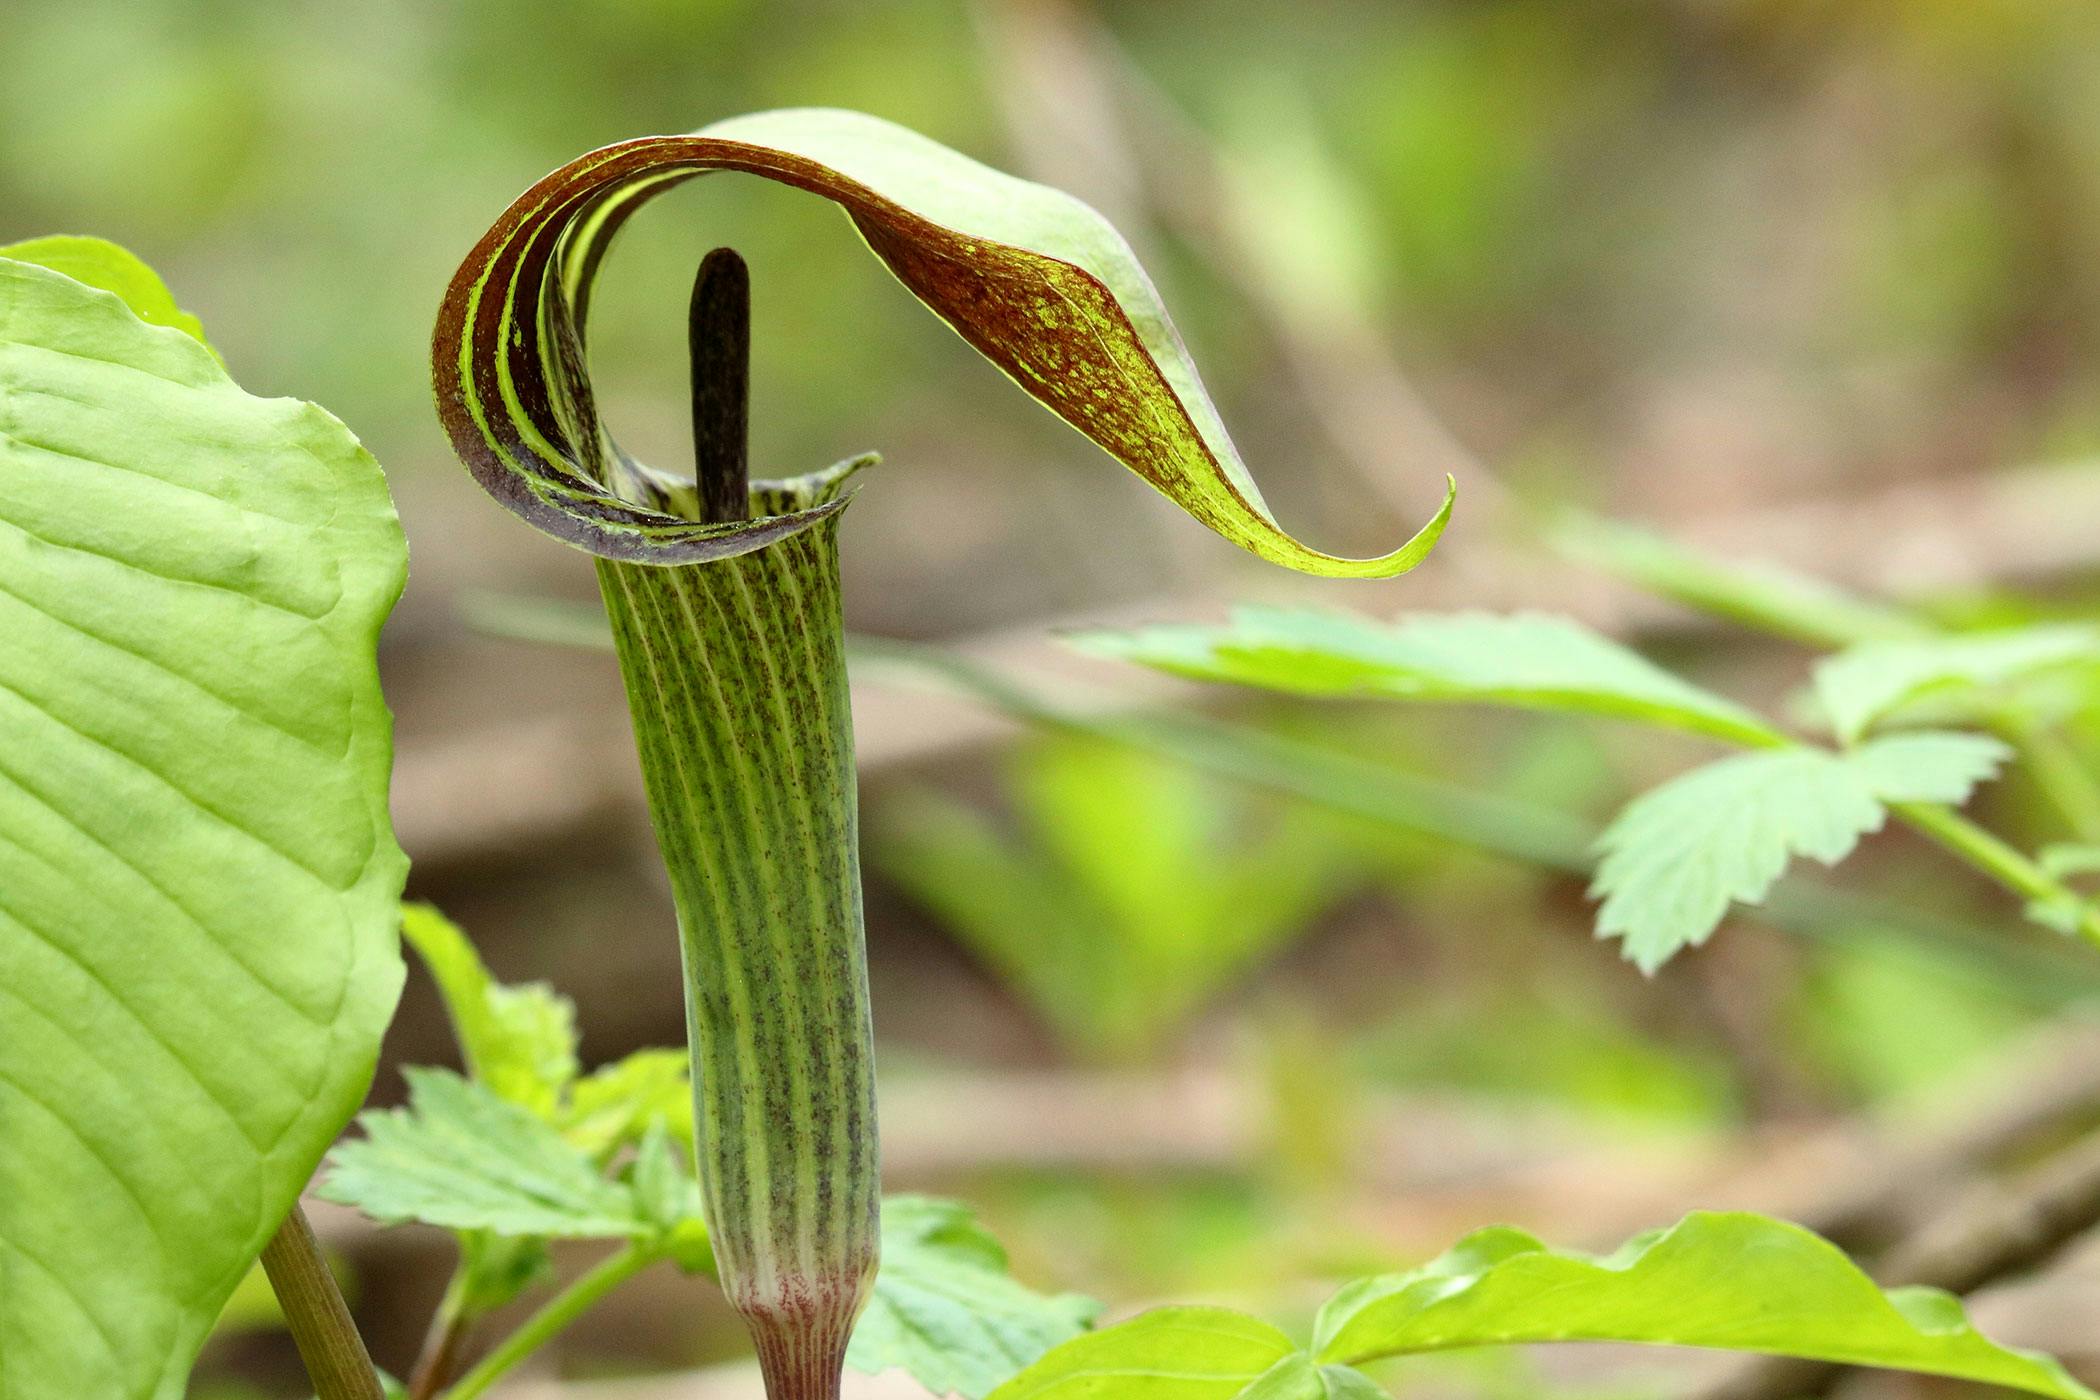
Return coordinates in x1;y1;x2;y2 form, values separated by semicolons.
407;1269;475;1400
440;1244;658;1400
259;1205;386;1400
1895;802;2100;951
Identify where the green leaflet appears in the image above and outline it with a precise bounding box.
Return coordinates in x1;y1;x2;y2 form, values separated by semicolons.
848;1196;1100;1400
1312;1212;2093;1398
0;254;407;1399
1592;733;2010;971
433;107;1451;575
1813;624;2100;743
401;902;579;1115
320;1069;650;1240
1083;607;1783;746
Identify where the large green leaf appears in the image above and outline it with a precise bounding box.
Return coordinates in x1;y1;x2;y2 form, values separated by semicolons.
1084;607;1782;745
849;1196;1101;1400
1814;625;2100;744
435;107;1450;576
0;254;407;1399
0;235;211;349
1312;1212;2094;1398
984;1308;1306;1400
990;1214;2090;1400
1592;733;2009;971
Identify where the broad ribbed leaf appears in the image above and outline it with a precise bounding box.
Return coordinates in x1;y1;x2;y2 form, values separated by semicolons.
1592;734;2009;971
984;1308;1305;1400
849;1196;1101;1400
401;902;578;1115
0;236;211;348
319;1069;646;1239
1313;1212;2093;1398
434;107;1450;575
1815;625;2100;743
1085;608;1781;745
0;254;407;1399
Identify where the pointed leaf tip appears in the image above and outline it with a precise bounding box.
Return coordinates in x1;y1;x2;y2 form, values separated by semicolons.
435;108;1450;574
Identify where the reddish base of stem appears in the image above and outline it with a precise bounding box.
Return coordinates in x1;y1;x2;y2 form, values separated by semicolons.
746;1305;859;1400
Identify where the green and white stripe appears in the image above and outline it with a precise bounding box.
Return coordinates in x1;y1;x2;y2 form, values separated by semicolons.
598;464;878;1399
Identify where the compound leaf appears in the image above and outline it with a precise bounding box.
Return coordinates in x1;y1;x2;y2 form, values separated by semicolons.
1313;1212;2092;1399
850;1196;1101;1399
0;253;407;1400
1814;626;2100;744
1592;735;2007;970
437;108;1449;575
1085;608;1781;745
320;1068;645;1239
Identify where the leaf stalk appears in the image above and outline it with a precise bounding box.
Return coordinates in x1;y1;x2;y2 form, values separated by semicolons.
1894;802;2100;951
260;1205;387;1400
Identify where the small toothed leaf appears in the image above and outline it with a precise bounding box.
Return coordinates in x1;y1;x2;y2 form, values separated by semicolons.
1844;731;2013;804
320;1069;645;1239
401;903;578;1115
558;1047;694;1162
1592;733;2007;970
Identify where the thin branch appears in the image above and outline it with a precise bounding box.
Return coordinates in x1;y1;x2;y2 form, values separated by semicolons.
441;1244;658;1400
1896;802;2100;951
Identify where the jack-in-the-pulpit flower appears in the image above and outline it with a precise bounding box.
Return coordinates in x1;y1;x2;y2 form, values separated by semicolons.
433;107;1450;1400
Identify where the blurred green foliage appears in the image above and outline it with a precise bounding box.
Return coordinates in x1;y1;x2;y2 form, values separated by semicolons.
875;734;1369;1064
